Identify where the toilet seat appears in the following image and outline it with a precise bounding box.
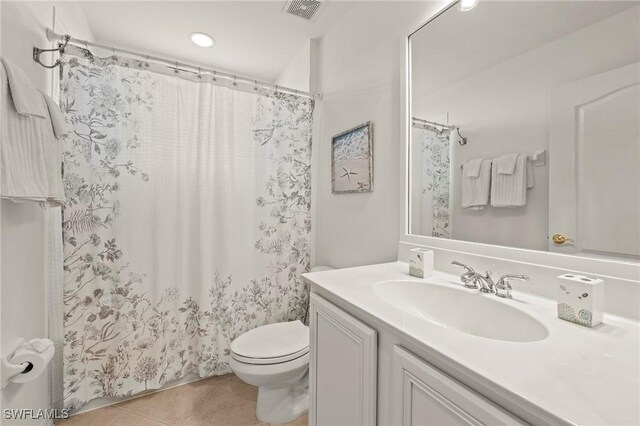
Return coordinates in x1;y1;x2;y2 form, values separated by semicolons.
232;347;309;365
231;320;309;365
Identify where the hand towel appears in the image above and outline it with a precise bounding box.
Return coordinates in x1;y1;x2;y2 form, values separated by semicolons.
490;153;533;207
494;153;518;174
1;61;65;206
40;91;67;138
461;159;491;210
464;158;483;178
0;57;48;118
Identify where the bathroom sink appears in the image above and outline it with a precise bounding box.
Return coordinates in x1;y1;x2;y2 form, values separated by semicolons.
374;280;548;342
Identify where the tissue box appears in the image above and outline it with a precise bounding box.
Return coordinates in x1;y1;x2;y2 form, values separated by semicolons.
557;273;604;327
409;248;433;278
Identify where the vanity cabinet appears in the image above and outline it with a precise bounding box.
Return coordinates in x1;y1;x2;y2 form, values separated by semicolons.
309;293;377;426
309;292;528;426
392;346;524;426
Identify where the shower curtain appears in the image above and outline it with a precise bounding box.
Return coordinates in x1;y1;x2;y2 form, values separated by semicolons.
419;127;451;238
59;46;314;410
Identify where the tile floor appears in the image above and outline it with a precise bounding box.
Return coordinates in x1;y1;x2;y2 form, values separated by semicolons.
56;374;308;426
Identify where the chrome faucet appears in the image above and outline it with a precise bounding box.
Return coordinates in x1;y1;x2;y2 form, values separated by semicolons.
451;261;495;292
475;271;497;294
452;261;529;298
450;261;479;289
495;274;529;299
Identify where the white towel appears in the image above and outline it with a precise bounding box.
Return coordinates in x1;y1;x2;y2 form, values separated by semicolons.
0;57;48;118
490;153;533;207
464;158;483;178
461;159;491;210
40;91;67;138
494;153;518;174
1;61;65;206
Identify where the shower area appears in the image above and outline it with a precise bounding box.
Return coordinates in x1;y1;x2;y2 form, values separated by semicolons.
42;32;315;411
409;117;456;239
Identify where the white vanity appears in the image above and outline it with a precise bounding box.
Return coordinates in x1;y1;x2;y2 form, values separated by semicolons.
303;263;640;425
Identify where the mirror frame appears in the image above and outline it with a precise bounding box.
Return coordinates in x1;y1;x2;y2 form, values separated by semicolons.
399;0;639;281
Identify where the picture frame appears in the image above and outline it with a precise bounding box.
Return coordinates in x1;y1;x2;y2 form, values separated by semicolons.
331;121;373;194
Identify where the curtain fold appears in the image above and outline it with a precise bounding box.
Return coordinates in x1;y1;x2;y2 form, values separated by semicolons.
59;46;313;411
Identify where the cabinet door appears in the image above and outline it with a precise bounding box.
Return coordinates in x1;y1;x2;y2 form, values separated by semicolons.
309;293;377;426
392;346;525;426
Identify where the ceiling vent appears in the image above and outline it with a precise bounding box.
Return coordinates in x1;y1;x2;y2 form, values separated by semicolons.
284;0;323;21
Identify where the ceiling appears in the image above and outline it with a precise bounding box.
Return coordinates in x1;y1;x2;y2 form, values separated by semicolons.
411;1;638;97
79;1;353;83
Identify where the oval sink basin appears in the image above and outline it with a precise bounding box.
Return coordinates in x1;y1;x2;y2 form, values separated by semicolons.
374;280;548;342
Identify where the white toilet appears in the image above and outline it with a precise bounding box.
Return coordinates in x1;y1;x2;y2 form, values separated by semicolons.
230;320;310;424
229;266;333;424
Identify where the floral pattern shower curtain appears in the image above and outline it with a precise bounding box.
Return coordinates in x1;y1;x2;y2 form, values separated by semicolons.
420;127;451;238
59;46;314;411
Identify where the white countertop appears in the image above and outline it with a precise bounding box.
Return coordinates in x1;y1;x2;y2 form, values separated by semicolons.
303;262;640;426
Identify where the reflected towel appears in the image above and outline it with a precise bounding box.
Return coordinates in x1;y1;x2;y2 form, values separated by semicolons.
0;57;48;118
464;158;483;178
490;153;533;207
494;153;518;174
461;159;491;210
1;61;65;206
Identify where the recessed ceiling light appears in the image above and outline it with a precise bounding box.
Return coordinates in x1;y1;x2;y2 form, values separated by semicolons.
190;32;215;48
458;0;478;11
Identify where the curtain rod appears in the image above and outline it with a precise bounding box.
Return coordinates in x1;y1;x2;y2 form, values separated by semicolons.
411;116;456;130
40;28;321;100
411;116;467;146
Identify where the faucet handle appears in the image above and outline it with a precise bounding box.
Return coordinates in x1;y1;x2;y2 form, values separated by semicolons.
495;275;529;299
451;261;474;273
499;274;529;284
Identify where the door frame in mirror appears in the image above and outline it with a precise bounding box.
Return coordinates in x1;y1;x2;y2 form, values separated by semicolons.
399;0;639;281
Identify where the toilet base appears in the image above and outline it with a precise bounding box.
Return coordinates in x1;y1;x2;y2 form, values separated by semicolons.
255;371;309;424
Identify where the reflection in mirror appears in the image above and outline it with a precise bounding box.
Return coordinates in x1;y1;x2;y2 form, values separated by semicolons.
409;1;640;261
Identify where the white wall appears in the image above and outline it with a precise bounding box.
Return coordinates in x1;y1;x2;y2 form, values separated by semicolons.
276;41;311;93
314;1;448;269
0;2;93;423
412;6;640;251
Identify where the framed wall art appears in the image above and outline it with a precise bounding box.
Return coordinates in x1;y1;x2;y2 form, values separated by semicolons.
331;121;373;194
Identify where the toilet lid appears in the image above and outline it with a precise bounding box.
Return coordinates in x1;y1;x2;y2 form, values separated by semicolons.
231;320;309;362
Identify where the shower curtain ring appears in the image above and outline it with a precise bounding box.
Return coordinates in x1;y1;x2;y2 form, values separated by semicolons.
212;70;216;81
254;80;258;91
112;46;116;56
197;67;202;79
146;54;149;63
84;40;88;49
275;85;279;94
174;61;179;74
233;75;237;86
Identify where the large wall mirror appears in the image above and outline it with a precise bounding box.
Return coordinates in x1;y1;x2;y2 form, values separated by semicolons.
408;1;639;261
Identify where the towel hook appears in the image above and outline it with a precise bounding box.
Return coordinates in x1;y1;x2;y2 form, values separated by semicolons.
456;128;467;146
33;34;70;69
